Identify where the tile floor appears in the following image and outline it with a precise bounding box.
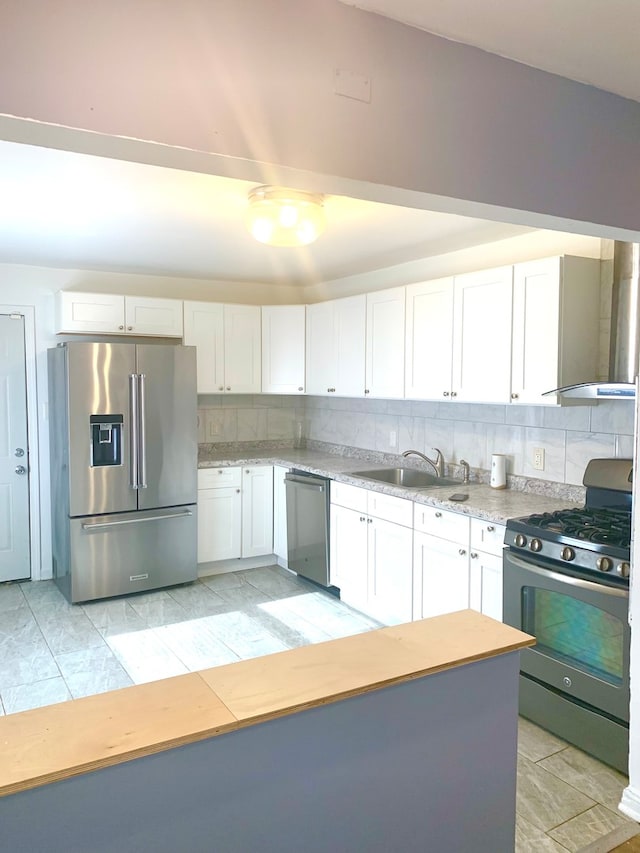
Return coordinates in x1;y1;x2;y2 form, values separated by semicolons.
0;565;637;852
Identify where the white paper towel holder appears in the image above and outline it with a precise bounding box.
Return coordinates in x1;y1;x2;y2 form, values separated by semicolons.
490;454;507;489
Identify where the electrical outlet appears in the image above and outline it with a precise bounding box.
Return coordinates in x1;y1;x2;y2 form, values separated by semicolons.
533;447;545;471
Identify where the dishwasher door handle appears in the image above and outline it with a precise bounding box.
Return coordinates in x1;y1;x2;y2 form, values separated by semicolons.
285;475;326;492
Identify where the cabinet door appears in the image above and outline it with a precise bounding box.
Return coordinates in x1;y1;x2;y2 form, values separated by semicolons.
306;301;336;395
414;531;469;619
405;278;454;400
241;466;274;558
368;518;413;625
224;305;261;393
330;504;368;612
124;296;183;337
365;287;405;398
55;291;125;334
183;301;225;394
335;294;366;397
272;465;289;564
262;305;305;394
469;550;503;622
452;266;513;403
197;487;242;562
511;257;561;405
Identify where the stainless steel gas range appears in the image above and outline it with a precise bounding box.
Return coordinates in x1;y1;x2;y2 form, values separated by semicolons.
503;458;632;773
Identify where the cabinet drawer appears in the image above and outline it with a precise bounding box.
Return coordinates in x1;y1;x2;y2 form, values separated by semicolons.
331;482;369;513
414;504;470;540
367;491;413;528
197;467;241;489
470;518;506;556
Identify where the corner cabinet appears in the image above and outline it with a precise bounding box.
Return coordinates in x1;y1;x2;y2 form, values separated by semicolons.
262;305;305;394
306;295;366;397
183;301;261;394
55;291;183;337
511;256;601;405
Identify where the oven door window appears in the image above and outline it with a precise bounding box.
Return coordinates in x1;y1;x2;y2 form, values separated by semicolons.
522;587;624;686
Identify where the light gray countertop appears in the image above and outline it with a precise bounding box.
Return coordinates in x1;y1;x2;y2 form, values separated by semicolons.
198;446;581;524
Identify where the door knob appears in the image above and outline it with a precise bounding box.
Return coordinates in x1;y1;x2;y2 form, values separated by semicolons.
14;448;25;457
15;465;26;475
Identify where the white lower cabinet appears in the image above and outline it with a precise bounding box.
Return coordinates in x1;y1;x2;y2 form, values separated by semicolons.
330;483;413;625
413;505;471;620
469;519;506;621
272;465;289;565
197;466;273;563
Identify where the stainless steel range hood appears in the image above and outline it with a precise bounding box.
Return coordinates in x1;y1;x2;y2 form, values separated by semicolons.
546;242;639;400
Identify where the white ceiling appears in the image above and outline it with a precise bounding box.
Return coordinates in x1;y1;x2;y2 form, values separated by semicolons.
2;4;637;285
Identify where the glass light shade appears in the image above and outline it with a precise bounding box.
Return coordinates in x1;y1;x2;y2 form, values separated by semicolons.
246;186;326;246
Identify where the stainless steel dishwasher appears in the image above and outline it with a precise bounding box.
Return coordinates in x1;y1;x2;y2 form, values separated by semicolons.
284;470;331;587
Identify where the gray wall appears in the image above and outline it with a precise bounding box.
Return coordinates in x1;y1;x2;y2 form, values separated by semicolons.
2;0;640;238
0;654;521;853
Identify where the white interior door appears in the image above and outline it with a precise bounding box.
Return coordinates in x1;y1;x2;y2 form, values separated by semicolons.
0;314;30;581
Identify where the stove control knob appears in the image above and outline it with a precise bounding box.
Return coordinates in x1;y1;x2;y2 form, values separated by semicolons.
596;557;613;573
561;546;575;562
530;538;542;553
617;562;630;579
514;534;527;548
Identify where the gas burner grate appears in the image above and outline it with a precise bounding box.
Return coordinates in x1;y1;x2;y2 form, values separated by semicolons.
520;508;631;550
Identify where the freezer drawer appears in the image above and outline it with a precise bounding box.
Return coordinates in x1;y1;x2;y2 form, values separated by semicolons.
63;507;197;602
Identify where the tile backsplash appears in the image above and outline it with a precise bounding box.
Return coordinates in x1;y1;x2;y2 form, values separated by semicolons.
198;394;636;487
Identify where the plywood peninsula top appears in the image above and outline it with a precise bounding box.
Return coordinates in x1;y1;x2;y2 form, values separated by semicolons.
0;610;533;798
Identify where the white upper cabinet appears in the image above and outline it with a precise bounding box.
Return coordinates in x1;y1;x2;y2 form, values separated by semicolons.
262;305;305;394
55;292;183;337
511;256;601;405
365;286;406;399
452;265;514;403
405;277;454;400
183;301;261;394
306;294;366;396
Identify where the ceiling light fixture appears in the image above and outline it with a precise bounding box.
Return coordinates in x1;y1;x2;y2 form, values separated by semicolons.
246;186;326;247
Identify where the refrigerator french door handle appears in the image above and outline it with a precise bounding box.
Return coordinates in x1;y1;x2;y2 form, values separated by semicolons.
129;373;139;490
138;372;148;489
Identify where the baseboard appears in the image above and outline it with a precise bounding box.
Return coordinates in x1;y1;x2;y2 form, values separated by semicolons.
619;785;640;823
198;555;277;578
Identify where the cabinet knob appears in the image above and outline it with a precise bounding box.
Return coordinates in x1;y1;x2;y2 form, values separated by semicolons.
511;393;519;400
118;325;124;330
236;489;241;493
127;326;133;331
218;386;224;391
451;391;457;398
443;391;450;397
245;469;250;474
459;549;467;556
470;552;478;559
364;389;370;394
298;387;303;392
226;386;231;391
367;518;373;524
217;469;223;474
435;511;442;518
359;516;366;522
487;525;495;532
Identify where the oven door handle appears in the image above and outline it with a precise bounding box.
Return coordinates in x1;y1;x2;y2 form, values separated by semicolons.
506;553;629;598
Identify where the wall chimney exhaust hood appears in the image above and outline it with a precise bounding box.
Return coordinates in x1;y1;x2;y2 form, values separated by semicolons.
545;242;639;400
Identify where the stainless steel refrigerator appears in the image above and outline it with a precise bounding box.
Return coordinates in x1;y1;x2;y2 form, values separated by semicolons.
48;342;198;603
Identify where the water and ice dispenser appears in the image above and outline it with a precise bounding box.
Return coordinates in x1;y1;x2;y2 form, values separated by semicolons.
89;414;123;467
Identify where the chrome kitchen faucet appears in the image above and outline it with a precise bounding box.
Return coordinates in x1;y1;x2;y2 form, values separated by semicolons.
401;448;445;477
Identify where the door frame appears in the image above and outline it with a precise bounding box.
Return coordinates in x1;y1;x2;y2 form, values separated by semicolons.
1;305;40;580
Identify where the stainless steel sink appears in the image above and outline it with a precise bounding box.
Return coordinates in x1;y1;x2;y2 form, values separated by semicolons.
349;468;462;489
